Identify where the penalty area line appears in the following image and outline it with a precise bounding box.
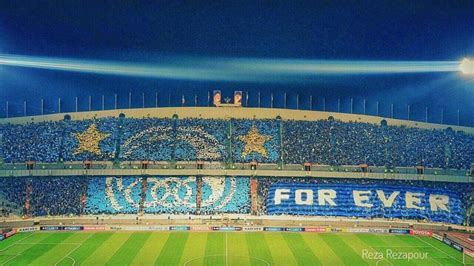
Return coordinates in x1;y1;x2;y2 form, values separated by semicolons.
54;233;93;266
1;253;21;266
0;232;37;253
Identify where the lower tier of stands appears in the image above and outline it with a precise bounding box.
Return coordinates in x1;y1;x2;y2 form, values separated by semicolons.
0;176;472;225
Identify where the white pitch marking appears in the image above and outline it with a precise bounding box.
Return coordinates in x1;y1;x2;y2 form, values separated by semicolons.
0;232;36;253
0;232;39;266
429;257;443;266
226;233;228;266
1;254;20;266
54;233;93;266
414;236;463;264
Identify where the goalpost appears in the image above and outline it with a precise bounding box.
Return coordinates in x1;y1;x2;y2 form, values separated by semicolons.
464;248;474;266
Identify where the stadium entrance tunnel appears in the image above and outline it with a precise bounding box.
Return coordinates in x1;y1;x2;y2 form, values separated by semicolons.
184;255;270;266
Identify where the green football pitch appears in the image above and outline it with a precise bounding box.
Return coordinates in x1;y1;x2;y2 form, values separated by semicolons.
0;231;465;265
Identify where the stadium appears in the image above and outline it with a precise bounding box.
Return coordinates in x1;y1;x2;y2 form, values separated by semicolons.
0;1;473;266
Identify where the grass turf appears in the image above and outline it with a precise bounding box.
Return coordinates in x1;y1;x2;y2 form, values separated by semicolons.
0;231;464;266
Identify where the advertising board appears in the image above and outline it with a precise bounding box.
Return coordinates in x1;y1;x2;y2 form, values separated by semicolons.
243;227;263;232
443;238;452;245
452;243;463;252
368;228;389;234
285;227;304;232
305;227;327;232
3;229;17;239
170;226;190;231
191;226;209;231
122;226;167;231
263;227;284;232
409;229;432;236
389;229;410;234
17;227;39;232
443;236;464;252
347;228;370;233
304;227;327;233
40;226;61;231
63;226;83;231
83;226;106;231
432;233;444;242
40;226;83;231
211;227;242;232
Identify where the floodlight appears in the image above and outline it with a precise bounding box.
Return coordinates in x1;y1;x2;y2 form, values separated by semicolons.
460;58;474;74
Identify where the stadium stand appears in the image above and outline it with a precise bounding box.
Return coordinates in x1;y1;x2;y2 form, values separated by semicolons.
259;177;472;225
144;176;197;214
0;177;27;217
0;176;471;225
231;119;281;163
86;176;142;214
175;118;228;161
119;118;174;161
283;119;474;169
1;121;62;163
200;176;250;214
0;117;471;169
30;177;87;217
0;113;472;225
63;118;118;161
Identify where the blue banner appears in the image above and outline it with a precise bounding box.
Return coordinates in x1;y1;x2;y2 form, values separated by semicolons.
40;226;61;231
211;227;242;231
263;227;284;232
389;229;410;234
285;227;305;232
63;226;83;231
169;226;190;231
266;183;465;224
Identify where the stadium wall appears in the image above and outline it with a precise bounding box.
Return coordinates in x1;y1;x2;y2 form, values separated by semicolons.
0;169;471;182
2;216;473;233
1;107;473;134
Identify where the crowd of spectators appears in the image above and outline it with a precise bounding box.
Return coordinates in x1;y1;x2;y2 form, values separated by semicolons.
0;121;62;163
144;176;197;214
258;177;472;224
0;177;27;217
0;117;472;169
0;176;471;225
119;118;174;161
283;119;474;169
200;177;250;214
175;118;228;161
62;118;118;161
86;177;142;214
0;177;87;217
231;119;281;163
29;177;87;217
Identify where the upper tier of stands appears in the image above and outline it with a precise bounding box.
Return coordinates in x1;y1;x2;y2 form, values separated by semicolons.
0;115;472;169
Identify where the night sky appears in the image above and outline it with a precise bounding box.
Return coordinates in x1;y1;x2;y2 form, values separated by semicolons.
0;1;473;125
